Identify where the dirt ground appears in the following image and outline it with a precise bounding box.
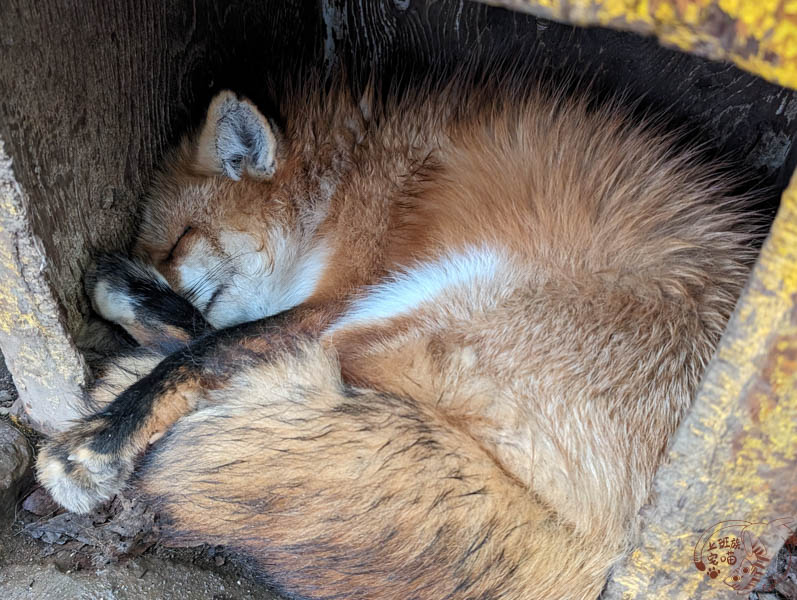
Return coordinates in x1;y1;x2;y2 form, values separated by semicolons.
2;483;794;600
0;510;280;600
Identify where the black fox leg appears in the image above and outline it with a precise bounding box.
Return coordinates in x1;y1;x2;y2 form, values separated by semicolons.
66;252;217;425
86;254;213;353
79;347;169;416
36;317;299;513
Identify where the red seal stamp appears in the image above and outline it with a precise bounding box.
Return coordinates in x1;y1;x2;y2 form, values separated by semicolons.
693;517;795;593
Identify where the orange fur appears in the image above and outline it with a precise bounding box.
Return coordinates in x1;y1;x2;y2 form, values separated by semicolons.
37;70;756;599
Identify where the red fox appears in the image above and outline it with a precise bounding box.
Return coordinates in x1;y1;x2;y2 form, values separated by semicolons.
36;68;754;599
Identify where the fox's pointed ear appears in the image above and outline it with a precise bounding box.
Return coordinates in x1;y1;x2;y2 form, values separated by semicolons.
194;91;278;181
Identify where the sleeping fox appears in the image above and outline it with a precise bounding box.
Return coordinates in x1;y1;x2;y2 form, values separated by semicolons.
36;68;754;599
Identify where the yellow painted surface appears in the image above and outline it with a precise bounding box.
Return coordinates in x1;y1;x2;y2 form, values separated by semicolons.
484;0;797;89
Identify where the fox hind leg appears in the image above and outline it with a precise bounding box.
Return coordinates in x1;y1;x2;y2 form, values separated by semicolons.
36;317;296;514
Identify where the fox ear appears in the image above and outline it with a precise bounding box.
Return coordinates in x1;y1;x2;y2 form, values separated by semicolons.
194;91;278;181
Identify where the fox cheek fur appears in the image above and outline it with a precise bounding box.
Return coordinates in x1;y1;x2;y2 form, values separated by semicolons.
37;68;755;600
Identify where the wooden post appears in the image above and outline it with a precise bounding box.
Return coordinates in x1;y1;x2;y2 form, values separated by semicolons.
0;138;88;432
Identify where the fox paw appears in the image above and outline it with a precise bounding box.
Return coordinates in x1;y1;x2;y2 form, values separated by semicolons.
36;423;133;514
85;254;210;350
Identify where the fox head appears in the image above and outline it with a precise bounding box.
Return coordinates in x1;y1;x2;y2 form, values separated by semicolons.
121;91;336;329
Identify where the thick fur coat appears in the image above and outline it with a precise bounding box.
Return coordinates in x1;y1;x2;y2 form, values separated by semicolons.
37;67;754;599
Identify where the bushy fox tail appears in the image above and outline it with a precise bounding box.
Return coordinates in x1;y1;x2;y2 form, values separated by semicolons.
135;340;618;600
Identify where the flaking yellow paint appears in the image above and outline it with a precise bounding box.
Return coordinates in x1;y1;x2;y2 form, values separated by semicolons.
483;0;797;89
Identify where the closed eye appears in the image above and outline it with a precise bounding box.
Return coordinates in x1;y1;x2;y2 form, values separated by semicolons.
165;226;192;262
204;283;227;314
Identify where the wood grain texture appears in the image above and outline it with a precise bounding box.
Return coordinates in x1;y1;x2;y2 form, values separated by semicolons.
0;0;323;340
0;0;323;429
